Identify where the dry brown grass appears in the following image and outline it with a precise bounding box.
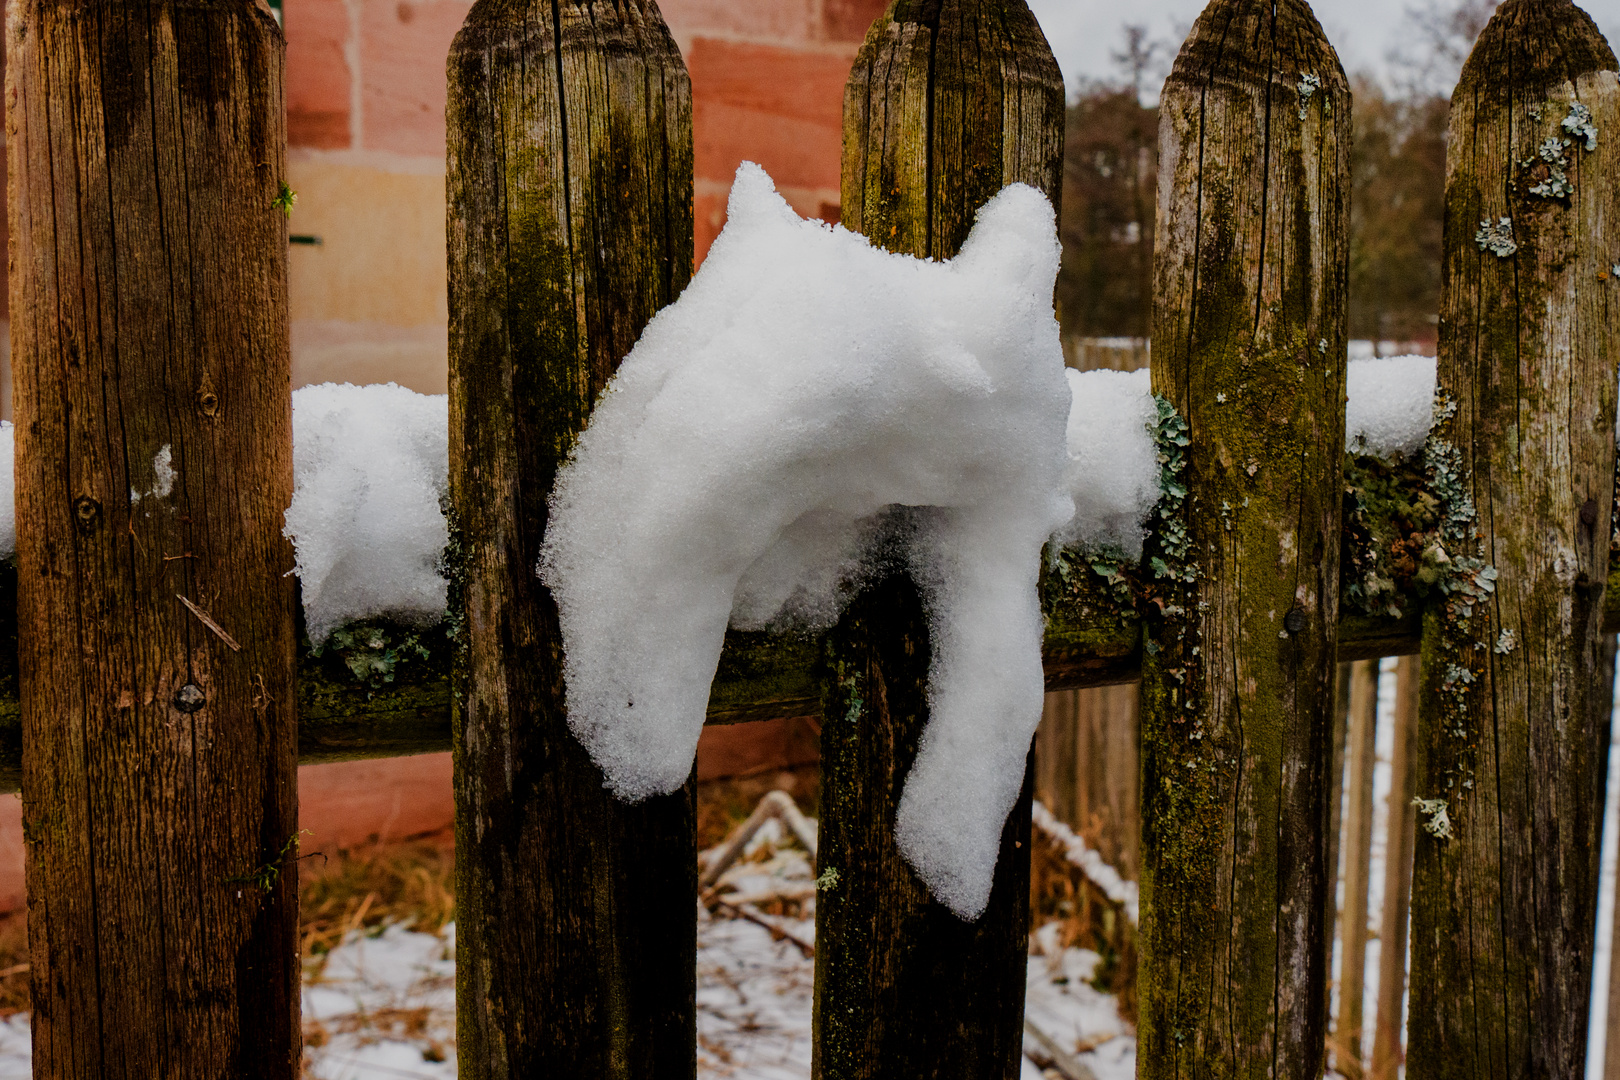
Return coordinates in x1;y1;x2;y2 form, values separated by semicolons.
0;912;27;1018
299;832;456;962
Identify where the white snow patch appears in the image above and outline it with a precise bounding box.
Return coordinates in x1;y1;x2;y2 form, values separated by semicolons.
539;162;1073;919
0;422;12;559
1056;367;1157;558
1032;800;1139;925
131;444;176;502
284;382;449;645
1344;354;1436;459
302;922;456;1078
1024;936;1137;1080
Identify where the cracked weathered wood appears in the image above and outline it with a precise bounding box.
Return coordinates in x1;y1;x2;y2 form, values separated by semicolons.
446;2;696;1075
1137;1;1350;1075
1407;5;1620;1078
8;3;301;1072
815;3;1063;1077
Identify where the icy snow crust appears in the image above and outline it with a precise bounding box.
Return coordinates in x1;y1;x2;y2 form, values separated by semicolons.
1058;355;1440;560
1058;368;1158;558
540;163;1075;919
284;382;450;644
1345;354;1437;459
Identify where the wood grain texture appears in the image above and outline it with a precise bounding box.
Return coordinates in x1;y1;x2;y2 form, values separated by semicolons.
445;2;696;1075
817;2;1063;1077
8;1;301;1072
1407;4;1620;1078
1138;1;1350;1075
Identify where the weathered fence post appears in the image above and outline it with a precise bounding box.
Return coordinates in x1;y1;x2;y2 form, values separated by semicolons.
1406;3;1619;1077
9;3;301;1072
446;2;695;1075
1138;1;1349;1075
814;2;1063;1076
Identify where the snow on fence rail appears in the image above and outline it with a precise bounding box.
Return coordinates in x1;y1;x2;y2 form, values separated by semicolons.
3;0;1617;1076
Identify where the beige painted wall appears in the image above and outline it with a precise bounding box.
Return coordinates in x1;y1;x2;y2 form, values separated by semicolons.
288;150;449;395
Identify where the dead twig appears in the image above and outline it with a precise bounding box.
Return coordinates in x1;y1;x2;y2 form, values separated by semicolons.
1023;1016;1099;1080
715;897;814;957
177;594;242;652
699;790;817;888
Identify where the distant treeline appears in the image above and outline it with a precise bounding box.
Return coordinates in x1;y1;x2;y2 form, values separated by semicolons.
1058;2;1496;346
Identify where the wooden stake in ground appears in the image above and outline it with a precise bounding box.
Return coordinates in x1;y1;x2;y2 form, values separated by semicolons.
1325;663;1354;954
1406;4;1620;1078
9;3;301;1072
1336;660;1381;1077
1137;0;1350;1075
446;3;696;1076
814;2;1063;1077
1370;654;1419;1080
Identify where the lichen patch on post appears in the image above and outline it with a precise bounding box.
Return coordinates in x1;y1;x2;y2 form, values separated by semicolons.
1475;217;1518;256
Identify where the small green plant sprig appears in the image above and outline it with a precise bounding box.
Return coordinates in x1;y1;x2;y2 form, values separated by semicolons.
273;181;297;217
225;829;314;892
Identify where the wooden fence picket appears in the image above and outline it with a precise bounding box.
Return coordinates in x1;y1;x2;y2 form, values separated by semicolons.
815;2;1064;1077
9;1;302;1072
6;0;1620;1069
1406;3;1620;1077
1137;1;1350;1075
445;2;696;1074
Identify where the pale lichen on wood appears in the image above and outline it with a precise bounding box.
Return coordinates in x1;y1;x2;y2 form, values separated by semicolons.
1136;0;1350;1075
1406;3;1620;1078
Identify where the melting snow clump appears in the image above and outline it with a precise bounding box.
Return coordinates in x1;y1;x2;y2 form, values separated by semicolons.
284;382;449;645
1344;354;1436;459
540;162;1073;919
1056;367;1157;558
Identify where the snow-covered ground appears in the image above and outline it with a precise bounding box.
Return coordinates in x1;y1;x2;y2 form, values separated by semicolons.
1;657;1615;1079
0;820;1137;1079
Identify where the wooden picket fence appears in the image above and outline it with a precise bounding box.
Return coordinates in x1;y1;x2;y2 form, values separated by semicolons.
1;0;1617;1076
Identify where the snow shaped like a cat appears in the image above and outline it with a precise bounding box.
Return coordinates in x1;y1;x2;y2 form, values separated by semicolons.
539;163;1072;919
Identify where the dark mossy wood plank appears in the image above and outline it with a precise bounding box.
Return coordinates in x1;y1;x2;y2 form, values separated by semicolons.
1137;1;1350;1075
816;3;1065;1078
446;2;697;1076
813;571;1034;1078
1406;5;1620;1078
8;5;302;1072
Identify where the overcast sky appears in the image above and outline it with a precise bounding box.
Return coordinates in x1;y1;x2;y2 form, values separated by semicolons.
1025;0;1620;93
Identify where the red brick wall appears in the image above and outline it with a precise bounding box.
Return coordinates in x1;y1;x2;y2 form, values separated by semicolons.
282;0;886;255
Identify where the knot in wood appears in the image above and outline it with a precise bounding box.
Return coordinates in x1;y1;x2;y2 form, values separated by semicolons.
197;390;220;417
72;496;101;535
1283;605;1308;635
172;683;206;714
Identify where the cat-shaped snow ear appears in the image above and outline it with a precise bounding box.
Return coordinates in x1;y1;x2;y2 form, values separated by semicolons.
724;161;803;232
951;183;1060;296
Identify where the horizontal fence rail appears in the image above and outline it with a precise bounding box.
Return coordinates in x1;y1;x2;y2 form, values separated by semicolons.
0;479;1616;792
